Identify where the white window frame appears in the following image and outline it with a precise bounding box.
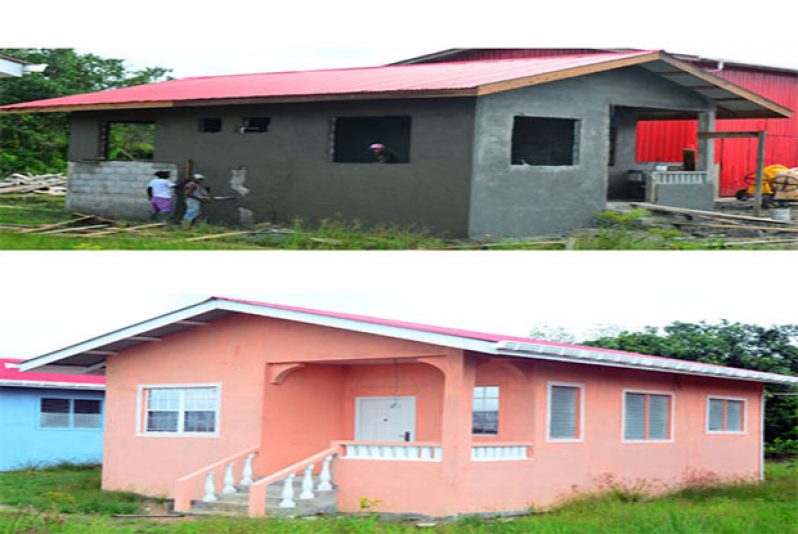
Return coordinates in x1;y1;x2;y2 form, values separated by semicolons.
546;381;585;443
39;396;103;430
472;385;501;436
621;389;675;444
136;383;222;438
706;395;747;435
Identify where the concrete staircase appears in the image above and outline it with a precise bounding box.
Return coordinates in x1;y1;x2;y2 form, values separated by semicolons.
190;475;338;517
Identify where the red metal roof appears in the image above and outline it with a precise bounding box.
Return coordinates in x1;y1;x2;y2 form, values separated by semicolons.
0;51;656;111
0;358;105;386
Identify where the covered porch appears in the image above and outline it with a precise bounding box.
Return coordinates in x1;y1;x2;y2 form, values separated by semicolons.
175;350;538;517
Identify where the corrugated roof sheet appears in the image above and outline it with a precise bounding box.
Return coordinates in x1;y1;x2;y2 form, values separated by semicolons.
0;51;657;110
0;358;105;386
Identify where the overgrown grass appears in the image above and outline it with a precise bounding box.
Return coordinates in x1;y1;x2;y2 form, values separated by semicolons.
0;463;145;515
0;461;795;533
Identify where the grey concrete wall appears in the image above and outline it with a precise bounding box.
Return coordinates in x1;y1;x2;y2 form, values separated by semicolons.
653;182;715;211
68;98;476;236
469;66;714;238
67;161;177;218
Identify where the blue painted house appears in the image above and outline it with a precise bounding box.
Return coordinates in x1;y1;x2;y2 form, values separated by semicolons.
0;358;105;470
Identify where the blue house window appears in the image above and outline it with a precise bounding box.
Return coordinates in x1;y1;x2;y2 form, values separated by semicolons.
40;398;102;428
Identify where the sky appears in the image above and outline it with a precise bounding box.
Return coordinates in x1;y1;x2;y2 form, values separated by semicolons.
3;1;798;78
1;252;797;360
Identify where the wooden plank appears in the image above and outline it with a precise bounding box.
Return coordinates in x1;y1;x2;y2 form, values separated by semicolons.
185;231;253;242
658;55;793;118
698;131;760;139
476;52;662;96
38;224;110;235
21;215;95;234
674;222;798;233
630;203;797;225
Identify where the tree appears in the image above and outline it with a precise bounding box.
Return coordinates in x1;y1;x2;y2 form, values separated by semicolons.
0;49;170;176
584;321;798;454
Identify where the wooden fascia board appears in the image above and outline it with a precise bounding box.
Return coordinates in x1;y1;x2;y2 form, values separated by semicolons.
473;52;664;96
0;101;176;114
0;88;479;114
658;55;793;118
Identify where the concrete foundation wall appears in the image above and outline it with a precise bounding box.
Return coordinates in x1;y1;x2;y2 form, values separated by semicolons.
67;161;177;219
68;98;476;235
469;66;714;238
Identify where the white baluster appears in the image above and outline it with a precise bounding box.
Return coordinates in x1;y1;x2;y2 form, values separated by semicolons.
395;446;407;459
240;454;255;488
356;445;367;458
279;474;296;508
222;463;236;494
202;472;218;502
369;445;380;458
299;465;315;500
318;455;333;491
420;447;431;461
407;446;419;460
433;447;442;461
381;445;392;459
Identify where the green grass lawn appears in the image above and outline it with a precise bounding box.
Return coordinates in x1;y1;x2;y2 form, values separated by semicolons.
0;461;795;533
0;195;796;250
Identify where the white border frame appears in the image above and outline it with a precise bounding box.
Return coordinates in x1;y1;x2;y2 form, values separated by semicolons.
621;389;676;444
705;395;747;435
472;385;501;437
546;381;585;443
135;383;222;438
354;396;417;442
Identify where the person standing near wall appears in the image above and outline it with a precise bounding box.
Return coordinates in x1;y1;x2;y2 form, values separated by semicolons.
146;171;175;221
182;174;211;226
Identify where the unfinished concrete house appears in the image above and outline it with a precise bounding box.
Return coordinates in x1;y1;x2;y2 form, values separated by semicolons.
0;50;791;237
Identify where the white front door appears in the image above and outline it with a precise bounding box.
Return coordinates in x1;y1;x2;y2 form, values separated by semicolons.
355;396;416;442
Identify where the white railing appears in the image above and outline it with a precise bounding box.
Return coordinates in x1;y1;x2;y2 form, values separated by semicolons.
248;446;339;517
339;441;443;462
174;446;258;511
648;171;709;185
471;443;532;461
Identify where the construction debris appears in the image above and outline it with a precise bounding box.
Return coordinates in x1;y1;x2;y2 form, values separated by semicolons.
620;202;798;246
0;173;67;196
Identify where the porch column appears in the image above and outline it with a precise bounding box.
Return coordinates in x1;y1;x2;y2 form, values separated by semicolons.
697;111;717;192
438;350;476;482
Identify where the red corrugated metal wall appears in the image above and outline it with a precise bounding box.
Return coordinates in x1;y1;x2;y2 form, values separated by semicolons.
637;67;798;196
423;49;602;62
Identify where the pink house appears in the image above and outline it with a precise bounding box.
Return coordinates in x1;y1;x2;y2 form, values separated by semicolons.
18;297;798;518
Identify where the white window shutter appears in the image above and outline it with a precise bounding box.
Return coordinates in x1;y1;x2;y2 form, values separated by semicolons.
648;395;669;440
550;386;578;439
708;398;724;431
726;400;743;431
624;393;646;440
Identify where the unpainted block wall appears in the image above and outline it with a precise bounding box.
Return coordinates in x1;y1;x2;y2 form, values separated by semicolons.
67;161;177;219
469;66;715;238
68;99;476;235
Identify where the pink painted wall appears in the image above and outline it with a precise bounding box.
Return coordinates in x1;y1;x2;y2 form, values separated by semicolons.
335;357;762;516
102;314;453;497
102;314;763;516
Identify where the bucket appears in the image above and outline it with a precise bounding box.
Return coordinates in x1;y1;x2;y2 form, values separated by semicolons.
768;208;792;221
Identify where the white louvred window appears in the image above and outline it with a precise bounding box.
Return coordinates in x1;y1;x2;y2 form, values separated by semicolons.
707;397;745;433
624;391;672;441
548;383;583;441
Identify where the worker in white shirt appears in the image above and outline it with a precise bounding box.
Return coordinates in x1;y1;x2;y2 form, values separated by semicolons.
146;170;175;221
